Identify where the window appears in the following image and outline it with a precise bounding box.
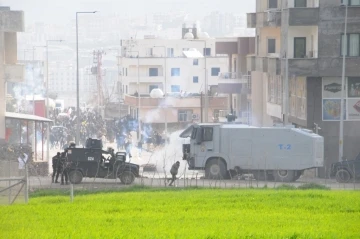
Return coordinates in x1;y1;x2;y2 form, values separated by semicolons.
193;59;199;65
211;67;220;76
193;76;199;83
178;110;193;122
149;85;158;93
126;85;128;94
267;38;276;54
167;48;174;57
294;37;306;58
341;33;360;56
268;0;278;9
294;0;307;7
341;0;360;6
202;127;213;141
203;48;211;56
171;68;180;76
171;85;180;92
149;68;158;76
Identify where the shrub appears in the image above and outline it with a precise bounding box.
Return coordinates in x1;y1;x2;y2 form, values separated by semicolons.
276;184;296;190
297;183;330;190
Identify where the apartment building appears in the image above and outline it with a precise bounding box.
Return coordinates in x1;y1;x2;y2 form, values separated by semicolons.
120;26;230;129
247;0;360;176
119;40;228;96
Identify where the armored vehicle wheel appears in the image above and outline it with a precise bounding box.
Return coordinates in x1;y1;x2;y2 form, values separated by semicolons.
273;170;296;182
205;159;227;179
69;170;83;184
335;169;351;183
120;171;135;184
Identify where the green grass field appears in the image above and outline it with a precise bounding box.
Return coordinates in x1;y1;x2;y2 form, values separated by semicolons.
1;187;360;239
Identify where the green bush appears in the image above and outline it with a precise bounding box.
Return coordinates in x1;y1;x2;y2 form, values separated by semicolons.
276;184;297;190
297;183;330;190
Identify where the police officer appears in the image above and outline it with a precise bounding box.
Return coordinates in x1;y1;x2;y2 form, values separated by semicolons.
168;161;180;186
52;152;61;183
60;152;69;185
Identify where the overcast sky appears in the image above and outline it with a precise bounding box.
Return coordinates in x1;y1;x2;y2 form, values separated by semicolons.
0;0;255;24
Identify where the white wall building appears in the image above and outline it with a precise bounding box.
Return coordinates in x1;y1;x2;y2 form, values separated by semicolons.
119;38;228;96
48;62;89;108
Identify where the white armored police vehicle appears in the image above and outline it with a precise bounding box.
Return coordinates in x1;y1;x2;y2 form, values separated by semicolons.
180;124;324;182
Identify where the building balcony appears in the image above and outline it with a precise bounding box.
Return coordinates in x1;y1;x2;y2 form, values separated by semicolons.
0;10;24;32
218;72;251;94
247;11;281;29
247;56;280;75
288;8;319;26
286;57;360;77
4;64;25;83
124;95;228;109
124;76;164;84
217;110;252;125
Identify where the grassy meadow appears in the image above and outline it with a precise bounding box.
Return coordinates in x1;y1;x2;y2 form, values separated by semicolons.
0;187;359;239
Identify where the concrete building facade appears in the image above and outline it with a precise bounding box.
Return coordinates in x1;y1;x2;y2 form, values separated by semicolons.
215;37;255;124
247;0;360;176
0;7;25;140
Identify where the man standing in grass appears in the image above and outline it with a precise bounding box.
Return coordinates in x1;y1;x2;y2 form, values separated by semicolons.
168;161;180;186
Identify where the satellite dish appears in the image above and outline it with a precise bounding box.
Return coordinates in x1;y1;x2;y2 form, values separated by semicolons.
150;88;164;98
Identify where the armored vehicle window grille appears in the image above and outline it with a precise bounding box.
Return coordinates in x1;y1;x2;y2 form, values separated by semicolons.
202;127;213;141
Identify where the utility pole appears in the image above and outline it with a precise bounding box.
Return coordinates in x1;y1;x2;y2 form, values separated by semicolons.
281;3;289;126
339;3;348;161
75;11;97;145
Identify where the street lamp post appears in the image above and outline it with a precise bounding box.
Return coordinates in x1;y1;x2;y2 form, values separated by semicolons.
153;45;167;134
339;3;348;161
119;53;123;118
76;11;97;145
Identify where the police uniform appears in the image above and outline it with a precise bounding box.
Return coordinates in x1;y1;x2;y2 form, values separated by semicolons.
52;152;61;183
60;152;69;185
